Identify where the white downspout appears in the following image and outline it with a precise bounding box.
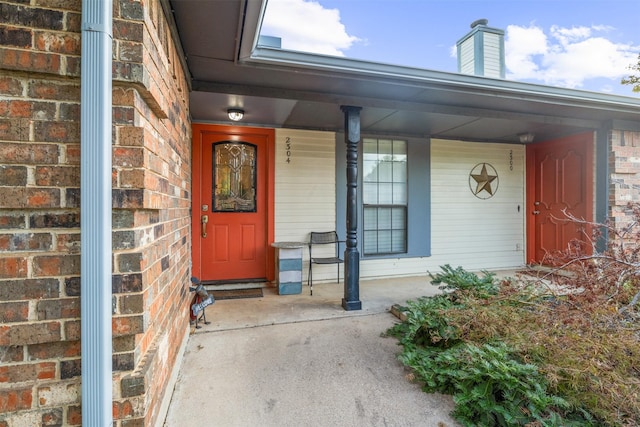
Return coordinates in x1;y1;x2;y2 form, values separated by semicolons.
80;0;113;425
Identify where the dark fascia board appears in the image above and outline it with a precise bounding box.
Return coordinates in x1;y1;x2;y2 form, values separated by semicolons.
610;119;640;131
239;1;640;116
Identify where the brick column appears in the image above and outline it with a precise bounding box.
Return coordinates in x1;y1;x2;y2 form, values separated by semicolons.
609;130;640;230
0;1;192;425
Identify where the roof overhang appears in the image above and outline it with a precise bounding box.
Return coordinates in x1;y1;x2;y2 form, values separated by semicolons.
169;0;640;142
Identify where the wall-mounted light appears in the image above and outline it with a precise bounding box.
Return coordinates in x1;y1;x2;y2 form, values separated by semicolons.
518;132;535;143
227;108;244;121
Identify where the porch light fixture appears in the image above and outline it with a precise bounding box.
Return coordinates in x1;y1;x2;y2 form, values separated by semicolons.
227;108;244;121
518;132;535;143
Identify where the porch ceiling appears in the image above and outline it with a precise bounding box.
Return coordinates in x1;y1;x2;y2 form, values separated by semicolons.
169;0;640;143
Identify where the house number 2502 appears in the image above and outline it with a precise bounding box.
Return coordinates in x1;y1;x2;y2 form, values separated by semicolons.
285;137;292;163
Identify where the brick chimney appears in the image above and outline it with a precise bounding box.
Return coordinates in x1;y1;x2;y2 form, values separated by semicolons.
456;19;505;79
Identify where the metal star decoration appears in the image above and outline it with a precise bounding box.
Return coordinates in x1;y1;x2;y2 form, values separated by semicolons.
469;163;498;199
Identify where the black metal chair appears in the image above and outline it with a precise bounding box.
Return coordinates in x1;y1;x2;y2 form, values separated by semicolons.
308;231;344;295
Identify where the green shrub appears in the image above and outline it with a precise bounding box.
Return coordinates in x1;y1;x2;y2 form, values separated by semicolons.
389;265;603;426
429;264;499;296
399;341;582;427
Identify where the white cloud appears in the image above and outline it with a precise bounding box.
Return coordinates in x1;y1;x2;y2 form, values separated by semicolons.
261;0;361;56
505;24;638;90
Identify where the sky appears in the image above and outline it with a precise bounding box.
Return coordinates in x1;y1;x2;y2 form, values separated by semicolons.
261;0;640;97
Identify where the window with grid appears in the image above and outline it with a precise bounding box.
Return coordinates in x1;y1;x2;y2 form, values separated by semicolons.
363;138;407;255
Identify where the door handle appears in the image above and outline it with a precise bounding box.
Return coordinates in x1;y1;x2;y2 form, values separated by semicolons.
201;215;208;238
532;210;540;215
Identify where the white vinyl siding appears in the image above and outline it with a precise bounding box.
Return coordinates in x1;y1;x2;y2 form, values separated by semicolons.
458;40;475;75
273;128;342;282
359;139;525;279
483;32;502;78
274;129;525;282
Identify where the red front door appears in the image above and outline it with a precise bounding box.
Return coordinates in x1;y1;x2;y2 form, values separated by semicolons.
192;125;274;282
526;132;594;264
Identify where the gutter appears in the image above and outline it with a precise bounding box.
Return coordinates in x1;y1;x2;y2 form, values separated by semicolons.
80;0;113;425
246;46;640;113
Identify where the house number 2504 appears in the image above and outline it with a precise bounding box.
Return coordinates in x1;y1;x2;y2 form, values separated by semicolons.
285;137;292;163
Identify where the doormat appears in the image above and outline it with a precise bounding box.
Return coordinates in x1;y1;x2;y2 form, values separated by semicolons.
210;288;264;300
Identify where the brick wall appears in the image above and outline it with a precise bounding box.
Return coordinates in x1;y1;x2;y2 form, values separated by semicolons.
0;0;192;426
609;130;640;229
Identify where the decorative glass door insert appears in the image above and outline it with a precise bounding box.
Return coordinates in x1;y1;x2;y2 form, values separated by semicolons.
213;141;257;212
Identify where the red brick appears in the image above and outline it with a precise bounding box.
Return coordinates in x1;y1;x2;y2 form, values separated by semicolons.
2;100;30;118
116;252;143;273
119;41;143;62
0;213;25;229
59;103;80;122
112;189;144;209
65;10;82;31
113;147;144;167
0;387;33;413
0;188;61;208
0;301;28;323
0;362;56;383
113;335;135;353
34;31;80;55
112;397;143;419
113;351;134;371
117;126;144;146
33;254;80;277
28;80;80;102
119;169;145;188
0;142;59;164
56;233;81;253
0;76;24;95
65;54;80;76
0;232;53;251
67;405;81;425
65;143;81;164
37;297;80;320
64;320;80;341
0;165;28;185
65;186;81;207
29;212;80;229
113;20;144;42
113;105;135;124
1;4;64;30
34;121;80;143
0;118;30;141
1;347;23;367
28;340;80;360
119;293;144;315
35;166;80;186
112;315;144;336
0;26;32;48
0;47;61;74
60;358;80;379
0;278;60;300
0;257;28;279
41;408;63;426
121;418;145;427
0;322;61;346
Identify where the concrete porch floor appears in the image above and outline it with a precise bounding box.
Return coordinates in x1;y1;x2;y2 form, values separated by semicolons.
162;271;518;427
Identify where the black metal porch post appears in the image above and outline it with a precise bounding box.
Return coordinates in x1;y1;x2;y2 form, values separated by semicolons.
341;105;362;311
